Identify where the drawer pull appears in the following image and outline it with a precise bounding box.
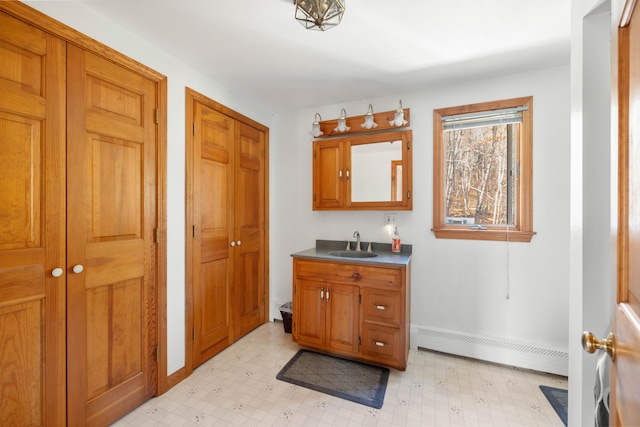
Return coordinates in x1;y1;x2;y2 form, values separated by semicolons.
375;305;387;310
352;272;361;279
320;288;324;299
374;341;387;347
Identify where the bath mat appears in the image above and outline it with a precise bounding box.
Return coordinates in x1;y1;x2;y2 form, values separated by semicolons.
276;349;389;409
540;385;568;426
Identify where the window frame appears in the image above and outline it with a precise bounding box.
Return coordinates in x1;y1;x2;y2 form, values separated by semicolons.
432;96;535;242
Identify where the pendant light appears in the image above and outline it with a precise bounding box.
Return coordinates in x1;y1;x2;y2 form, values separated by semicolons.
295;0;346;31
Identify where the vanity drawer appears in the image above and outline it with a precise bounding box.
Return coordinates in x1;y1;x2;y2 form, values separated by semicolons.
361;323;402;367
361;288;401;326
294;259;402;288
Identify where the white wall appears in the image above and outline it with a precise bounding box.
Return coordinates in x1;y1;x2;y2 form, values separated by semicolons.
271;66;571;360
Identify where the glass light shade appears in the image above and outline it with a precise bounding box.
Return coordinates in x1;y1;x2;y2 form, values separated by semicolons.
334;108;350;132
361;104;377;129
310;113;323;137
295;0;346;31
389;99;408;126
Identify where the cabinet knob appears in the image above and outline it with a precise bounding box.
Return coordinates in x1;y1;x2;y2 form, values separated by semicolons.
236;240;241;246
51;267;64;278
230;241;236;247
352;272;361;279
72;264;84;274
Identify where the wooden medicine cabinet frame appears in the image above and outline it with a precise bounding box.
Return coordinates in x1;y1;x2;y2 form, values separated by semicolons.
312;130;413;210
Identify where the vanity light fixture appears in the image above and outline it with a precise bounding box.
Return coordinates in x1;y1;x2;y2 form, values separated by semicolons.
294;0;346;31
361;104;378;129
389;99;408;127
334;108;350;132
310;113;324;137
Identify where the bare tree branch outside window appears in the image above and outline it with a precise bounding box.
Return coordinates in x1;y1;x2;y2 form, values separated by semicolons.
443;124;517;226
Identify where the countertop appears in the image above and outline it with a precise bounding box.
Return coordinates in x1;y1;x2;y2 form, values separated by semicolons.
291;239;412;267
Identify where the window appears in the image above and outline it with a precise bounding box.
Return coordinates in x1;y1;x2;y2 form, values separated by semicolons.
432;97;535;242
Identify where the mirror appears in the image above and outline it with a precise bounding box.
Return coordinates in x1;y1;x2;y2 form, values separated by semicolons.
351;140;403;202
312;130;412;210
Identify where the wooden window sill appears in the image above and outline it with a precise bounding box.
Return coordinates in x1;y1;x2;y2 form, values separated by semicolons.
432;228;536;242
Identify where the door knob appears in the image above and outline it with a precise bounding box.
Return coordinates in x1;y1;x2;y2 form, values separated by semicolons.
582;331;616;360
51;267;64;278
72;264;84;274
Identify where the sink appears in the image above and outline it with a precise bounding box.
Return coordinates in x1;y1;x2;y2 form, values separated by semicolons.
328;250;378;258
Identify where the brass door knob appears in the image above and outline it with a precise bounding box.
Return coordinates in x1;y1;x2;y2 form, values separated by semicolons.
582;331;616;361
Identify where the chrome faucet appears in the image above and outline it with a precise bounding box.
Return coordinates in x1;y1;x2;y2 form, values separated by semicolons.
353;231;361;251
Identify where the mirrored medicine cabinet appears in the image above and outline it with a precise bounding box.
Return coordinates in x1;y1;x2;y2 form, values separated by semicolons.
312;130;413;210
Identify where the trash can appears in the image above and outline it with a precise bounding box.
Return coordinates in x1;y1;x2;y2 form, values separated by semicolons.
279;302;292;333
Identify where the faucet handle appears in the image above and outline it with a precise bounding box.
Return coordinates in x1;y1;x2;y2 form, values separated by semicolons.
345;241;351;251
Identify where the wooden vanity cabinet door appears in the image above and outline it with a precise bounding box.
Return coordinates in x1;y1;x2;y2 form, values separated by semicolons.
325;283;359;355
294;279;325;348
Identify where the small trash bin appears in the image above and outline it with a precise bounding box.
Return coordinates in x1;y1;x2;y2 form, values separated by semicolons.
279;302;292;333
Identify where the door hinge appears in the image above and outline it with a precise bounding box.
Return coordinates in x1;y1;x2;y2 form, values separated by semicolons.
155;109;159;124
313;150;316;159
154;227;160;243
192;328;196;341
407;140;411;150
193;122;197;135
193;225;195;238
359;294;362;304
155;345;160;362
358;336;361;346
313;194;316;202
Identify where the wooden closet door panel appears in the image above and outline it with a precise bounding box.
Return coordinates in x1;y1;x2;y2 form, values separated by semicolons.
233;122;265;338
192;103;235;367
66;45;157;427
0;13;66;426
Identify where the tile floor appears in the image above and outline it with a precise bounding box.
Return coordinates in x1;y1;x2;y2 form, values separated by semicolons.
111;322;568;427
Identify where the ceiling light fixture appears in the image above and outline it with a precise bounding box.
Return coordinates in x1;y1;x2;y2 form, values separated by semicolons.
310;113;324;137
361;104;377;129
334;108;350;132
294;0;346;31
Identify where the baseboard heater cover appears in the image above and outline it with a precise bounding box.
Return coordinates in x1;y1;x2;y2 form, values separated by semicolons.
411;324;568;376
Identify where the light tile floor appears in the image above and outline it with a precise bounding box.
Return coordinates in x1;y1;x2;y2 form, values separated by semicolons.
111;322;568;427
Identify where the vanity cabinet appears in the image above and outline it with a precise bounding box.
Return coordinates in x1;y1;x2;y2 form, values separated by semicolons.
292;257;411;370
312;130;413;211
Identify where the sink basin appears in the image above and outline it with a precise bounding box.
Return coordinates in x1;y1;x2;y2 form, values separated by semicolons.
328;250;378;258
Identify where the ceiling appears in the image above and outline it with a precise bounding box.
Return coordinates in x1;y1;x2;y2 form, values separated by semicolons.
78;0;571;113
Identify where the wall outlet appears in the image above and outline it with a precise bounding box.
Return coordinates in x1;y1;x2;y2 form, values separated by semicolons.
384;213;397;226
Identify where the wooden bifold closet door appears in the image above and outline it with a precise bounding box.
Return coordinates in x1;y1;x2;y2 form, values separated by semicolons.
65;45;158;427
0;11;67;426
0;4;165;426
187;89;268;369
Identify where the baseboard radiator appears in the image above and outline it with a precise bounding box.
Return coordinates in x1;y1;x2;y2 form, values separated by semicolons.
411;324;568;376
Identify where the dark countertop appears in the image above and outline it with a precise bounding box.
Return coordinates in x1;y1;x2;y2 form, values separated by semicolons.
291;239;412;267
